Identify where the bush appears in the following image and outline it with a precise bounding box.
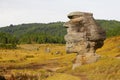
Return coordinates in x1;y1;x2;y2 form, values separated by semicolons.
0;43;17;49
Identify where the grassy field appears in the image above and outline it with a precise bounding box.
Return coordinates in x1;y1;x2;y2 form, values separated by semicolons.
0;36;120;80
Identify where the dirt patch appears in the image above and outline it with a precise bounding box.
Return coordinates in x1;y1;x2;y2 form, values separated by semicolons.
0;59;61;72
71;73;88;80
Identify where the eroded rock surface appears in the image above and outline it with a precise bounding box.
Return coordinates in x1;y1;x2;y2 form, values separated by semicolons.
64;11;106;69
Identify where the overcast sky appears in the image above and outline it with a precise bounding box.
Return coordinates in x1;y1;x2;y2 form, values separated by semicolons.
0;0;120;27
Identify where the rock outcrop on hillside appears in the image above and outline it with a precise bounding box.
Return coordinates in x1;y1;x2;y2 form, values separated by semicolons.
64;11;106;69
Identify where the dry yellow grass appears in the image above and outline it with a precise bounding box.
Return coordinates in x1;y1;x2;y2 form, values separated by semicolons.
64;36;120;80
70;57;120;80
0;44;77;80
46;73;80;80
97;36;120;57
0;44;74;68
0;36;120;80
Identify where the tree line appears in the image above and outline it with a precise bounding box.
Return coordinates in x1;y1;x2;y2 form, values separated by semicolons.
0;32;17;49
0;20;120;48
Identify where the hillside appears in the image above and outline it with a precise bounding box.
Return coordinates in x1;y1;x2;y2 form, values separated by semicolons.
0;20;120;44
0;22;66;44
0;22;66;37
97;36;120;57
0;36;120;80
96;20;120;37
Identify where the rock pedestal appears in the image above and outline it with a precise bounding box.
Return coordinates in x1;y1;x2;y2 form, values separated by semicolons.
64;11;106;69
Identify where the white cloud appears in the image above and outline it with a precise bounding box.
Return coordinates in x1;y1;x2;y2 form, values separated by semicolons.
0;0;120;27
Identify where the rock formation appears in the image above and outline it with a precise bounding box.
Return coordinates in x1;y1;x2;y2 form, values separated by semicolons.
64;11;106;69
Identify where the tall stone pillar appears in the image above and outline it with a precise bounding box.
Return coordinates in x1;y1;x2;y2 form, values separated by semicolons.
64;11;106;69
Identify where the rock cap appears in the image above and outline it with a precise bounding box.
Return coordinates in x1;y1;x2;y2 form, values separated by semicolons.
67;11;93;19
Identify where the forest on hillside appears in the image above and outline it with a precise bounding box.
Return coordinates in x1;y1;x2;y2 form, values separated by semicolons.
0;20;120;48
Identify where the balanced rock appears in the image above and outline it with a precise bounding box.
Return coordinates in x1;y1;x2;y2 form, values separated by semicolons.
64;11;106;69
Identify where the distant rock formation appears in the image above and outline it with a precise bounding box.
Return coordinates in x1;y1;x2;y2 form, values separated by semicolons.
64;11;106;69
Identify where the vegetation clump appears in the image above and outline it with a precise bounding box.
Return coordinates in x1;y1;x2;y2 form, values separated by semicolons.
0;32;17;49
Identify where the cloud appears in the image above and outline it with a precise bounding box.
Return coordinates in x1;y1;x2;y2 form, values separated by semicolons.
0;0;120;27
